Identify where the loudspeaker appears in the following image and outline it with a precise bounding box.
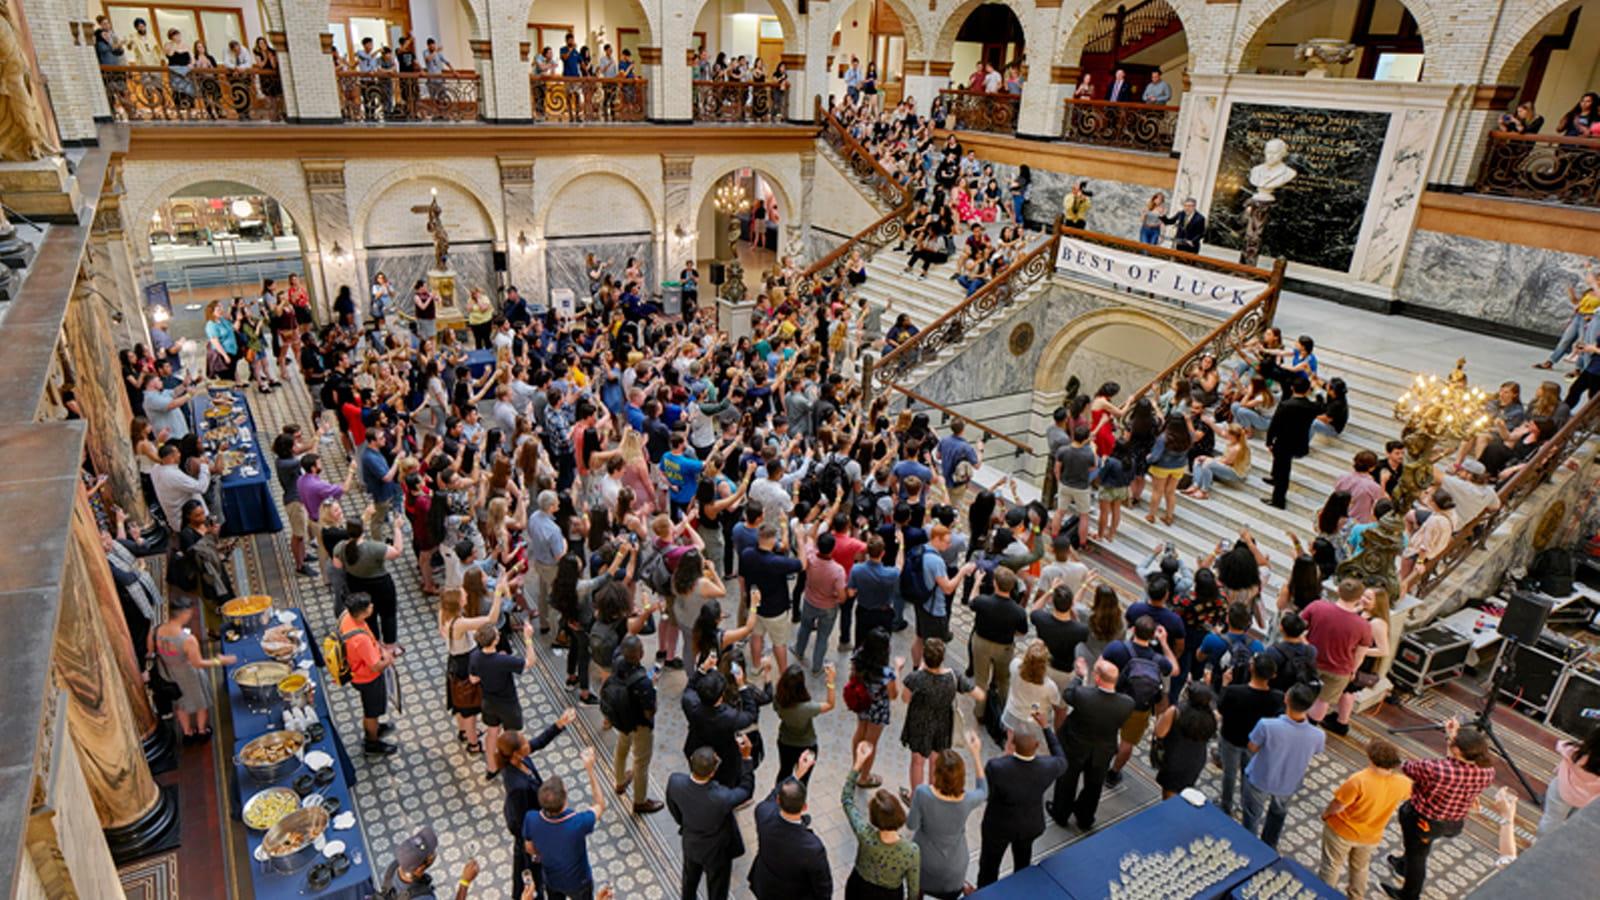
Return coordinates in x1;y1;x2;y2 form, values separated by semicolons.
709;261;725;286
1499;637;1570;714
493;250;507;273
1500;591;1553;644
1551;667;1600;738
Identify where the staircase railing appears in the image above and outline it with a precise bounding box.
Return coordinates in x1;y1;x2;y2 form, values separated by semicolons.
795;103;915;298
818;98;909;210
1413;399;1600;597
1084;0;1181;57
887;383;1038;461
871;227;1064;389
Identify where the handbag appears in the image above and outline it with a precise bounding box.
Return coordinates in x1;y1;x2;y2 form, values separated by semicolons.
1149;734;1168;770
1351;670;1380;691
149;657;182;704
447;671;481;710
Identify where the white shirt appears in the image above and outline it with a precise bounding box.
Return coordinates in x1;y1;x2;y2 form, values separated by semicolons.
152;462;210;529
982;70;1001;93
749;477;793;525
1439;475;1501;528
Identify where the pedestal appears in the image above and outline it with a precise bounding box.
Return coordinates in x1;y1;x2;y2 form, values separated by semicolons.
1239;197;1275;267
103;785;181;864
716;295;756;343
428;268;466;328
0;157;83;224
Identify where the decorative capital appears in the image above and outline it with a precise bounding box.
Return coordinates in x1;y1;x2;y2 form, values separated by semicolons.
498;157;535;186
519;41;531;62
1050;65;1081;85
636;46;662;65
661;154;694;183
300;159;346;191
799;152;816;180
320;33;335;54
469;40;492;60
685;48;697;66
902;59;927;77
1471;84;1521;110
92;201;123;238
928;61;953;78
779;53;806;67
1036;0;1063;7
267;30;288;53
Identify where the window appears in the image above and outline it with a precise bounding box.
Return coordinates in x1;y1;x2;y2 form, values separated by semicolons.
106;3;245;52
527;22;574;60
1371;52;1424;82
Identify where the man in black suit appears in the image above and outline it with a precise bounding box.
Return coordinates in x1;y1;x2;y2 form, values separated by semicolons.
1265;375;1319;509
1049;658;1135;831
977;709;1069;886
681;660;759;788
1163;197;1207;254
667;740;756;900
1106;68;1132;102
748;751;829;899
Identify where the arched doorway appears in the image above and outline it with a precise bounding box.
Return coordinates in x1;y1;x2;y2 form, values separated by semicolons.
1062;0;1189;105
541;171;657;297
687;0;799;120
144;180;313;335
1487;0;1598;128
694;169;788;297
828;0;926;110
931;1;1029;132
1239;0;1429;80
525;0;655;74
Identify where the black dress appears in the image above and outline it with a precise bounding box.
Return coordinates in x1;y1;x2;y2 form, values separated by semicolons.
1155;728;1210;793
899;668;973;755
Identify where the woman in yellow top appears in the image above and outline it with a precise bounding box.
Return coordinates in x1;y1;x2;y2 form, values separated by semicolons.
1538;266;1600;371
1062;181;1092;230
465;287;495;350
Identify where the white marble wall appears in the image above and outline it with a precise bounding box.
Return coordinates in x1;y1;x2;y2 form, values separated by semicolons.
1396;229;1590;338
545;235;655;298
1360;108;1442;287
364;246;496;311
980;162;1160;243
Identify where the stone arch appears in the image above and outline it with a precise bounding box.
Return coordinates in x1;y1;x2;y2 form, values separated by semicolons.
535;159;661;237
456;0;486;42
1055;0;1204;67
829;0;928;62
930;0;1037;64
690;161;799;228
1484;0;1583;84
1031;307;1192;400
130;167;315;257
351;162;503;247
684;0;803;54
1231;0;1440;76
515;0;657;45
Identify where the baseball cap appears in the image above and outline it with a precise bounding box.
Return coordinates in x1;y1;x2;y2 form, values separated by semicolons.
395;825;437;871
1459;458;1486;477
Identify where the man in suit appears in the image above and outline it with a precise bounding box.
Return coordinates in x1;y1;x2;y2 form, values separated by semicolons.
498;710;578;900
748;751;830;899
1050;658;1136;831
1163;197;1207;254
667;740;756;900
681;662;759;788
977;709;1069;886
1265;375;1319;509
1106;68;1132;102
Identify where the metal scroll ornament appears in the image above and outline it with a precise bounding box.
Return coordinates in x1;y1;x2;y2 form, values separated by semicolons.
1062;101;1179;153
943;91;1019;134
1473;133;1600;210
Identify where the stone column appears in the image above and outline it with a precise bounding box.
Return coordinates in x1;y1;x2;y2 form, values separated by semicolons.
636;46;663;119
301;159;357;322
470;40;500;121
89;159;149;351
274;13;340;123
1015;17;1064;139
487;11;532;122
27;689;125;899
901;60;939;116
498;157;538;300
1436;85;1518;187
56;490;177;862
782;53;810;122
27;8;99;141
926;61;953;121
63;283;145;522
657;36;693;122
661;154;696;282
798;150;816;258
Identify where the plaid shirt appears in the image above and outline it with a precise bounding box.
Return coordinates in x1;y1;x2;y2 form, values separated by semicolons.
1402;756;1495;821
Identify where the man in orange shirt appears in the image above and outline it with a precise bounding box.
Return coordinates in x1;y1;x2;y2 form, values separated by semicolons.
338;594;397;755
1318;738;1412;900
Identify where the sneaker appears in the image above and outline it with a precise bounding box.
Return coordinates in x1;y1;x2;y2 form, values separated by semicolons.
363;740;397;755
633;799;665;815
577;692;599;706
1105;769;1124;788
1321;718;1350;736
1380;884;1404;900
664;659;685;670
377;723;396;738
297;563;318;578
1386;855;1405;878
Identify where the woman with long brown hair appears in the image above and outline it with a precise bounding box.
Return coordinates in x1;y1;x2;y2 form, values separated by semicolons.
439;586;496;752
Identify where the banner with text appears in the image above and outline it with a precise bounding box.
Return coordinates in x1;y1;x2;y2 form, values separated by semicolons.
1056;237;1268;307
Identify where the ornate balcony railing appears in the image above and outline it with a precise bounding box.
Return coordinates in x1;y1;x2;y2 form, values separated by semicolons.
1473;131;1600;209
817;99;908;210
337;70;481;123
692;80;786;123
871;231;1062;388
938;89;1020;134
1061;98;1179;153
529;76;647;122
100;65;286;122
1413;397;1600;597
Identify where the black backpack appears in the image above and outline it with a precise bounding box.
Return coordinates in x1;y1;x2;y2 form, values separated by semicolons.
1214;632;1257;690
1267;642;1322;694
1528;547;1574;596
900;544;937;611
589;620;622;672
1119;645;1165;711
817;456;851;504
600;666;647;731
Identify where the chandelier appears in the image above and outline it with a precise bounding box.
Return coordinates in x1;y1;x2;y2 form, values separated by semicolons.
1394;372;1491;441
713;176;750;216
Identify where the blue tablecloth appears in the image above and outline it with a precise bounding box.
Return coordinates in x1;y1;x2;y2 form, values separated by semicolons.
466;348;497;379
223;608;372;900
197;389;283;537
975;799;1279;900
1230;857;1345;899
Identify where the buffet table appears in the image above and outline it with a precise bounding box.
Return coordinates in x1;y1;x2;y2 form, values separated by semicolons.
223;606;371;900
972;799;1293;900
197;388;283;537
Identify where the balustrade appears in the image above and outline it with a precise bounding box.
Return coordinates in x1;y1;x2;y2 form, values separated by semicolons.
937;90;1020;135
1061;98;1179;153
692;81;786;123
529;76;647;122
337;70;481;123
1473;131;1600;210
100;65;286;122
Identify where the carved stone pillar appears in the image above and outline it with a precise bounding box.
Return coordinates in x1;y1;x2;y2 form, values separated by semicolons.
57;489;177;861
486;21;530;122
781;53;810;122
661;154;696;282
657;37;693;122
636;47;662;120
798;150;816;259
63;284;144;522
469;40;501;121
300;159;356;321
273;24;337;123
901;60;939;117
498;158;538;302
28;689;125;898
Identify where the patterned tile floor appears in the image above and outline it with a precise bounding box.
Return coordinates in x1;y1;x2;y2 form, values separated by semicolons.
242;373;1539;899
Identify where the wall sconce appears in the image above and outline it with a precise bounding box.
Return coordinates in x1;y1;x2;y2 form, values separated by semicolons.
330;241;351;264
516;230;531;254
673;223;696;243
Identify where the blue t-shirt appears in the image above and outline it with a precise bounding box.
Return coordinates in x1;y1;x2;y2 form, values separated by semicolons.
1197;631;1264;686
892;458;933;493
1124;601;1185;647
360;447;397;503
625;404;646;432
936;435;979;483
1245;715;1325;796
661;451;705;505
922;548;949;619
561;49;582;77
522;808;596;892
848;560;900;611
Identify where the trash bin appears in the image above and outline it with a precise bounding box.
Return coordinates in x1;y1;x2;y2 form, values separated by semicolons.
660;280;683;319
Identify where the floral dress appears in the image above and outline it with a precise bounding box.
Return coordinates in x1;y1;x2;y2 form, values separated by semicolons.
900;668;973;755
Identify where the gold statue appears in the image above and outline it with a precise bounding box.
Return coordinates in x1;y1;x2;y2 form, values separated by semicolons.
1393;428;1439;514
409;190;451;270
1336;509;1403;601
0;0;60;161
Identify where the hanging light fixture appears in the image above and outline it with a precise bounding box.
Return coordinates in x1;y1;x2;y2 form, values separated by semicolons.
713;175;750;217
230;198;254;218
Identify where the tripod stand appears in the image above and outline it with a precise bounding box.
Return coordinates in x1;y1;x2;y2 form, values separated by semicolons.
1391;634;1543;804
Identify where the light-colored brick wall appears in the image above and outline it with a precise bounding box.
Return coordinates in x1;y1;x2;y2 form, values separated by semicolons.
26;0;100;141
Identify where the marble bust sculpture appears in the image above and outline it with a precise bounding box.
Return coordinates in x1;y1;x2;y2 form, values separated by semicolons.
1248;139;1298;202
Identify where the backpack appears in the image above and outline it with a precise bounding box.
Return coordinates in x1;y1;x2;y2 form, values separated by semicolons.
638;541;674;596
1528;547;1574;596
900;544;936;611
817;456;851;504
589;620;622;672
842;674;872;713
1268;642;1322;693
322;628;365;686
600;666;647;731
950;459;975;488
1216;632;1257;689
1119;646;1165;711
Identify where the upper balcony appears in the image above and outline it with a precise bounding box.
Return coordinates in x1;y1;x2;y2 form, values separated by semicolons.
1471;131;1600;211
